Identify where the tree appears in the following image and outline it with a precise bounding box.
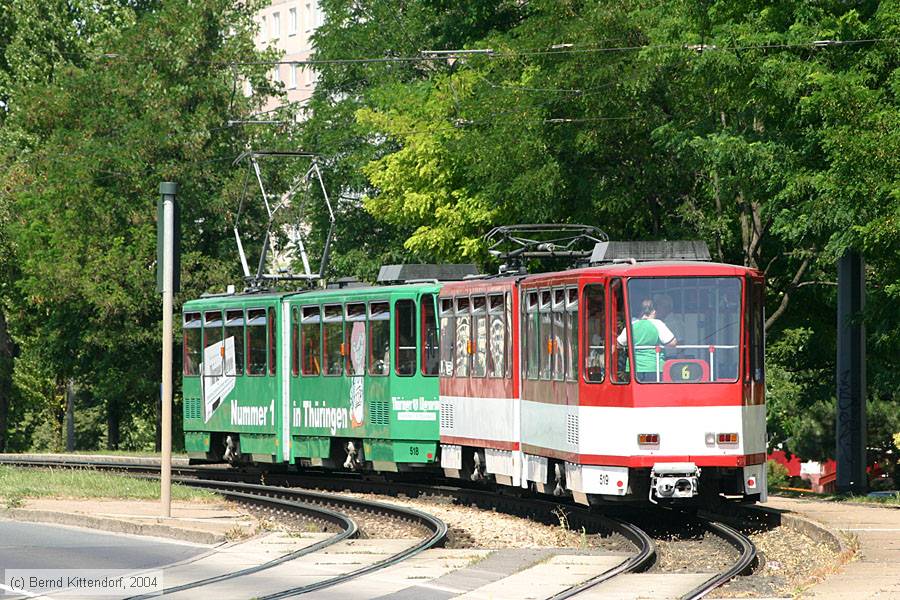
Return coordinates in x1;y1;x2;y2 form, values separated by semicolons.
308;0;900;467
0;0;279;449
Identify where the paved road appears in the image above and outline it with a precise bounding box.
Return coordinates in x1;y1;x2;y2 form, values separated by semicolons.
0;520;206;571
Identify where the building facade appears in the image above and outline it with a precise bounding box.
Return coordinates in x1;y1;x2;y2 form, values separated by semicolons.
255;0;323;111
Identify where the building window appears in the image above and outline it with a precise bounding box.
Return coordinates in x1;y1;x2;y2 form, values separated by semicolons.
289;7;297;35
260;15;266;39
289;64;297;89
271;11;280;39
272;66;281;83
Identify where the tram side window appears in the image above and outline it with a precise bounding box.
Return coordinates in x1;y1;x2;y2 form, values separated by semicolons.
552;290;565;381
301;306;321;375
268;307;277;375
751;281;765;382
525;291;539;379
183;312;202;376
439;298;455;376
455;297;471;377
291;307;300;376
203;311;224;376
610;279;630;383
422;294;439;376
323;305;343;376
246;308;268;375
345;303;366;376
224;309;244;376
472;296;487;377
539;290;552;380
583;285;605;383
488;295;505;378
565;288;578;382
369;301;390;376
396;299;416;376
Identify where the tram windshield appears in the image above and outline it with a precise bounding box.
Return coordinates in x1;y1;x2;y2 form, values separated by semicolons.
624;277;741;383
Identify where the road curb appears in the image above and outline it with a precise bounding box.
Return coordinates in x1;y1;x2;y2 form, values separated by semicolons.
0;507;225;545
750;505;848;554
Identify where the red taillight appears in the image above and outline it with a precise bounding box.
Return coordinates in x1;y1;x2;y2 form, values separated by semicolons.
638;433;660;445
717;433;739;444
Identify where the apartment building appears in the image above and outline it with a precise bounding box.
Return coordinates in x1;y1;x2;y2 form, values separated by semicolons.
255;0;324;111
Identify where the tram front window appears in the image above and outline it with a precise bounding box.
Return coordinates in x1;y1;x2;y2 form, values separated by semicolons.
625;277;741;383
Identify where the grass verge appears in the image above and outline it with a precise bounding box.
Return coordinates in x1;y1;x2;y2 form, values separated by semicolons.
0;465;216;505
775;487;900;506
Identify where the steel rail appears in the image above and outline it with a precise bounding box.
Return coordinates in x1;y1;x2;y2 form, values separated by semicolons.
2;456;755;598
680;519;757;600
125;487;358;600
547;515;656;600
174;478;449;598
0;456;448;598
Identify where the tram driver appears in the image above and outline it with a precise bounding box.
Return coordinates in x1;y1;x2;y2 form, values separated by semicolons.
617;298;677;382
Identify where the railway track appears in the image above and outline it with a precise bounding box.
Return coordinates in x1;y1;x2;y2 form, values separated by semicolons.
0;454;756;598
0;455;447;598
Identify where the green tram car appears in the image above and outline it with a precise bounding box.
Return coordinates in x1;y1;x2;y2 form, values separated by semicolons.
181;279;446;471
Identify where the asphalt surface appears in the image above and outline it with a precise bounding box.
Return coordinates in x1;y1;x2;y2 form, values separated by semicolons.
0;520;206;571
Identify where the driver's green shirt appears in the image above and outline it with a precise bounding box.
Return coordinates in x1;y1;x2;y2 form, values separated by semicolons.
632;319;667;372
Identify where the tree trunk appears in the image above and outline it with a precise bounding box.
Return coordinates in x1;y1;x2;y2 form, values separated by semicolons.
65;380;75;452
107;400;120;450
0;310;15;452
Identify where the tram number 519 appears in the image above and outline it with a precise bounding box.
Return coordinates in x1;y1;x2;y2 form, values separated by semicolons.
409;446;419;456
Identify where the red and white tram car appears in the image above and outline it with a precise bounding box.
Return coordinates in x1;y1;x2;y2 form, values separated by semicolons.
439;243;767;505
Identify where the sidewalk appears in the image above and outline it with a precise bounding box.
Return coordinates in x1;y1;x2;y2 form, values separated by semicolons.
3;497;256;544
764;497;900;599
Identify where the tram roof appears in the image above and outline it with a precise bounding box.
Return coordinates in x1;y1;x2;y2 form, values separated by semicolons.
523;260;760;283
183;281;442;311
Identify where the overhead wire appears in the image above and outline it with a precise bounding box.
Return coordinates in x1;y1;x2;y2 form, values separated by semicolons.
213;36;900;67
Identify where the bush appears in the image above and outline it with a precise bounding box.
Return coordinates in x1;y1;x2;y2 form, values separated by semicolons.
767;460;790;492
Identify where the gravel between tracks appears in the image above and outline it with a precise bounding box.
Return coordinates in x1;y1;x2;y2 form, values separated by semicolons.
330;491;633;551
715;525;840;597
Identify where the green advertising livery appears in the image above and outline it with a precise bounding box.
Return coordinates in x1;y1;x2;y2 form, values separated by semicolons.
182;274;451;471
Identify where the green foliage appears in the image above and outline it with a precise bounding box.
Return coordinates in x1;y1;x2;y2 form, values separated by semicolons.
0;0;278;450
307;0;900;471
0;0;897;468
767;459;790;492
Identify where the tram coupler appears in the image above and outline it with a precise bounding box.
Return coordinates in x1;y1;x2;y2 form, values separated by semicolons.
649;462;700;503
